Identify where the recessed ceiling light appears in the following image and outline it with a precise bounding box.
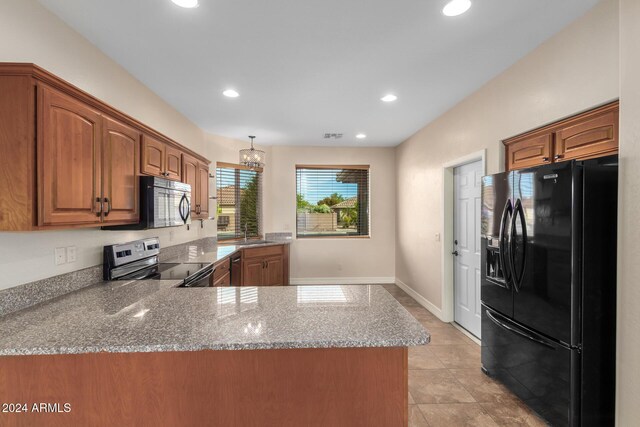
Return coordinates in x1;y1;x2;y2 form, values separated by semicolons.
381;94;398;102
356;133;367;139
171;0;199;8
223;89;239;98
443;0;471;17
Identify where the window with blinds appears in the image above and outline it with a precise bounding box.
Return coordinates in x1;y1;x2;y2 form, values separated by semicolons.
216;162;263;240
296;165;370;238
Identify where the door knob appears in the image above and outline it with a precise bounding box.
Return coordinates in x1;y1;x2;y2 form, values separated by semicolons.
452;251;459;256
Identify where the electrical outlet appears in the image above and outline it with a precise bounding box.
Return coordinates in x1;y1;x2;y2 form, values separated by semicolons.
66;246;77;263
55;247;66;265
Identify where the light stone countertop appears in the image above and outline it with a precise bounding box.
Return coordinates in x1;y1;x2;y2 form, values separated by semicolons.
164;239;291;265
0;282;430;356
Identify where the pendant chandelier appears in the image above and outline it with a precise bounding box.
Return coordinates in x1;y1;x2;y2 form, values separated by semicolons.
239;135;265;169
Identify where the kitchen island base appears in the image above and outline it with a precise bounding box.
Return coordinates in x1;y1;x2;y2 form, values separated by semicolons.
0;346;408;426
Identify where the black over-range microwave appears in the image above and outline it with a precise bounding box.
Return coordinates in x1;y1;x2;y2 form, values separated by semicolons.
104;176;191;230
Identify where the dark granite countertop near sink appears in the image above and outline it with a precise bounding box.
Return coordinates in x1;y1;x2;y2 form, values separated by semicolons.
0;282;429;356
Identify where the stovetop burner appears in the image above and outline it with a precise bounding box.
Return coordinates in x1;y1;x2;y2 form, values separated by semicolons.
120;262;211;281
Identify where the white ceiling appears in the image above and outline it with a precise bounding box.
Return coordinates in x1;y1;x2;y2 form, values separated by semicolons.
38;0;599;147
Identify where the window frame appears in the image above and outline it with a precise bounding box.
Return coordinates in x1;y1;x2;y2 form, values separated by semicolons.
295;164;371;240
216;162;264;241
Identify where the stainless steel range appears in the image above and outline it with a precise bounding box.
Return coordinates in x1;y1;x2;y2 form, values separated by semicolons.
103;238;213;287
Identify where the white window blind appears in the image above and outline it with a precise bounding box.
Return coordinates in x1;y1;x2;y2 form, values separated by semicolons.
216;163;263;240
296;165;370;238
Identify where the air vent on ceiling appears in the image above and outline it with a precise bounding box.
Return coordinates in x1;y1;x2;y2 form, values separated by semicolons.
323;133;343;140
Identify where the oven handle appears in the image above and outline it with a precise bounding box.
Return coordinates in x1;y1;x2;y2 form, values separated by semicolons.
184;266;214;287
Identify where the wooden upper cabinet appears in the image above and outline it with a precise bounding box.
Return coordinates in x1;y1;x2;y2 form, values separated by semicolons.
141;135;165;177
165;145;182;180
505;132;553;171
38;84;102;226
198;162;210;218
181;154;210;219
504;101;619;171
554;105;618;162
181;153;199;218
102;116;140;224
0;63;211;231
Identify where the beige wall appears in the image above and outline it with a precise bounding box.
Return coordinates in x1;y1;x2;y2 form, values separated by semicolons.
266;146;396;282
616;0;640;423
395;0;619;314
0;0;226;289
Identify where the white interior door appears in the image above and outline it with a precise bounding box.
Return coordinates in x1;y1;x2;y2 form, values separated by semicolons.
453;161;482;338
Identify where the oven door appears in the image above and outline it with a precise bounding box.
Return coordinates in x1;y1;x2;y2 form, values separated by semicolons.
153;188;191;228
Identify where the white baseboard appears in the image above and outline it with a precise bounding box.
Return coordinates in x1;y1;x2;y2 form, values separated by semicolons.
290;277;395;285
394;278;446;322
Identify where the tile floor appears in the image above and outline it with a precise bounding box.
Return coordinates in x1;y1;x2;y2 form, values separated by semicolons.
381;284;548;427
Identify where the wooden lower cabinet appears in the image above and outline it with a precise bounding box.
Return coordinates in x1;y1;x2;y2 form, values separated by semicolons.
211;258;231;287
0;347;408;427
242;258;265;285
504;101;619;171
238;244;289;286
264;256;285;286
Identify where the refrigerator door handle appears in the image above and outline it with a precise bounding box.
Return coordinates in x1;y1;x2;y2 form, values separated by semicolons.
498;199;513;289
485;309;555;349
509;198;527;292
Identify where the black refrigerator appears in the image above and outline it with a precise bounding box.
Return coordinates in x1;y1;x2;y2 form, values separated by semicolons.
480;155;617;426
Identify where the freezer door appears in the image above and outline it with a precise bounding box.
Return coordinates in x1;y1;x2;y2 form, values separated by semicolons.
480;172;513;317
511;162;574;345
481;306;578;426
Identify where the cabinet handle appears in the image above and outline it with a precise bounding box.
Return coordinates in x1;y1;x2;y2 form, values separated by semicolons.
542;157;550;162
95;197;103;217
103;198;111;216
554;154;563;160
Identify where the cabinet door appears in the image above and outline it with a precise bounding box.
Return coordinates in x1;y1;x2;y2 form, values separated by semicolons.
165;145;182;181
198;162;210;218
182;153;199;218
102;116;140;224
505;133;552;171
141;135;165;176
264;256;284;286
554;107;618;162
242;259;264;286
39;84;102;226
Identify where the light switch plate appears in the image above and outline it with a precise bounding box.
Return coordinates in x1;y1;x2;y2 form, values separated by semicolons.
55;247;66;265
435;233;441;242
66;246;77;263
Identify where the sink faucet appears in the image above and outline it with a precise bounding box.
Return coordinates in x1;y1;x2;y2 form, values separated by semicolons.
244;224;248;242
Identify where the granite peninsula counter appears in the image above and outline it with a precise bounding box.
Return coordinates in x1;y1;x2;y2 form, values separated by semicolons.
0;283;428;355
0;281;428;426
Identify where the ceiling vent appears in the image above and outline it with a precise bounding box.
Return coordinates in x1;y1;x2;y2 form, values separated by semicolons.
323;133;343;140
